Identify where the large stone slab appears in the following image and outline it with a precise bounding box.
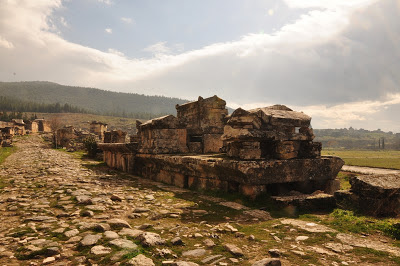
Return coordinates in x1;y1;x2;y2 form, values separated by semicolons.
341;174;400;216
350;174;400;198
133;154;343;189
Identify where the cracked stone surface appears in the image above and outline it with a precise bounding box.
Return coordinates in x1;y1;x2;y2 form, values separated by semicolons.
0;135;399;265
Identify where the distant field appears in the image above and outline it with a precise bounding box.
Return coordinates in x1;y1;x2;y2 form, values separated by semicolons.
322;150;400;169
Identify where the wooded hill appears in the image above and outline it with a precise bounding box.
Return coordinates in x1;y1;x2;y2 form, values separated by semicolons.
0;81;187;118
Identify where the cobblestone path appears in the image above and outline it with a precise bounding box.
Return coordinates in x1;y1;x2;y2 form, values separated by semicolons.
0;135;399;265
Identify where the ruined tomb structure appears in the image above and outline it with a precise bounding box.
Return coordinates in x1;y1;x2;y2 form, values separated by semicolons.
10;119;26;135
25;120;39;133
90;121;108;141
176;95;228;153
99;96;344;199
335;174;400;217
103;130;127;144
222;105;320;160
0;127;13;147
136;115;188;154
35;119;51;132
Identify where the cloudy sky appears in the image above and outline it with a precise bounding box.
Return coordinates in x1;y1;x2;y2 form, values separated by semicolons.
1;0;400;131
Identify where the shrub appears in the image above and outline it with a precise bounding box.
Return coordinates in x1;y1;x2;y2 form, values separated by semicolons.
83;135;98;158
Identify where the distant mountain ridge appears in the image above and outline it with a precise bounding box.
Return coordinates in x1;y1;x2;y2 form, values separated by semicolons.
0;81;188;117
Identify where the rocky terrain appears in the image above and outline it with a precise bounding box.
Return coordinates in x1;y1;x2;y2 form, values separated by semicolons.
0;136;399;265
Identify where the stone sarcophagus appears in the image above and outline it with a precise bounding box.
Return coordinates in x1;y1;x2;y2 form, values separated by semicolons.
98;96;344;199
136;115;188;154
176;95;228;153
222;105;319;160
104;130;127;144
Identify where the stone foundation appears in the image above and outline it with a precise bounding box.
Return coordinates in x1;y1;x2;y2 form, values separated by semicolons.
100;143;137;173
130;153;343;197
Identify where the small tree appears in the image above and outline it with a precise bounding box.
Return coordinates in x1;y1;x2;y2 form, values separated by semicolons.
83;135;98;158
49;115;63;148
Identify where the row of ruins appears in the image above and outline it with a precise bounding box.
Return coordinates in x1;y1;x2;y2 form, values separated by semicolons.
0;119;51;147
4;96;398;217
97;96;345;208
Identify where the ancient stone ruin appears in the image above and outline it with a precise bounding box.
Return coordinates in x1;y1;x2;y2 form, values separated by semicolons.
222;105;320;160
0;118;52;147
25;120;39;133
104;130;127;144
55;125;91;150
90;121;107;141
99;96;344;200
34;119;51;133
335;174;400;217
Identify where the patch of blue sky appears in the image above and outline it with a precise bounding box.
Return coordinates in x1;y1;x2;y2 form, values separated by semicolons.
51;0;309;58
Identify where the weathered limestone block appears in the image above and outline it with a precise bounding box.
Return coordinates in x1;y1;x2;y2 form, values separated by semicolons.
25;120;39;133
275;141;300;160
203;134;223;153
35;119;51;132
98;143;137;172
188;142;202;153
350;174;400;198
104;130;127;143
222;105;318;160
137;114;189;154
90;121;107;140
239;148;262;160
298;142;321;158
339;174;400;217
132;154;344;197
176;95;228;131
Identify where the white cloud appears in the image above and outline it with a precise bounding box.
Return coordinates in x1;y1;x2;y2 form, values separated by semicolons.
104;28;112;34
120;17;133;24
60;17;68;28
97;0;113;5
143;42;171;55
283;0;378;9
0;36;14;49
1;0;400;131
108;48;124;56
295;94;400;129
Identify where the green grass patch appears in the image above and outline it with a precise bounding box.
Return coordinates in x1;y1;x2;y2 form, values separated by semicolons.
336;171;355;190
121;248;144;260
352;247;393;263
322;150;400;169
0;146;17;164
55;148;86;159
10;227;36;238
50;231;68;241
0;179;7;189
326;209;400;240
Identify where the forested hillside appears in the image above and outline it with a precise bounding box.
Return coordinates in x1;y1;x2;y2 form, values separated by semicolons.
0;81;187;117
0;96;88;114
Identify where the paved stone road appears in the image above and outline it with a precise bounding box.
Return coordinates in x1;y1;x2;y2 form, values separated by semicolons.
1;135;400;265
342;165;400;175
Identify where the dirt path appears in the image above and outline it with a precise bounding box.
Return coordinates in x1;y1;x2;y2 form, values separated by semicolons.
342;165;400;175
0;135;399;265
